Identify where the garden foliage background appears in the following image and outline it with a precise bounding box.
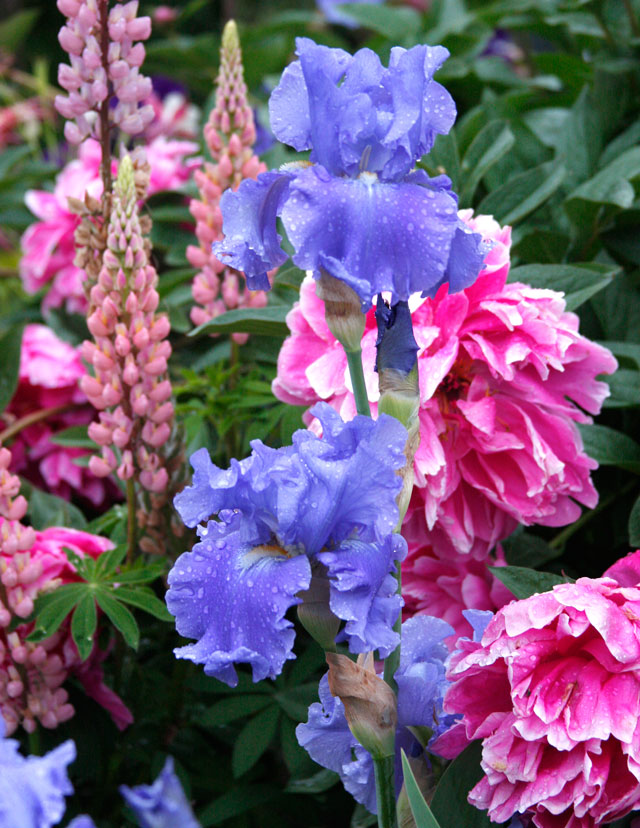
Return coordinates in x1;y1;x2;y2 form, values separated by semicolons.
1;0;640;825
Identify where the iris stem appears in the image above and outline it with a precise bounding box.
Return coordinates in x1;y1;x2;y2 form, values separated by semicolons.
345;348;371;417
373;754;397;828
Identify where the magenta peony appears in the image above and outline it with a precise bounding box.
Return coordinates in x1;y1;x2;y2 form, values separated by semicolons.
5;324;112;506
20;137;197;312
434;556;640;827
273;212;617;557
0;521;132;734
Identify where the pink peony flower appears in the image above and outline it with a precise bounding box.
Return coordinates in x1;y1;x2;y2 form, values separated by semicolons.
20;137;198;312
6;324;111;506
434;555;640;828
273;213;617;557
0;522;132;734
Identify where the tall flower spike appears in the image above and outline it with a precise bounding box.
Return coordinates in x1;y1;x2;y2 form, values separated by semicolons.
188;20;269;343
81;155;181;553
55;0;154;145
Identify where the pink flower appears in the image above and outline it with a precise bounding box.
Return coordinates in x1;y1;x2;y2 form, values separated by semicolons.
0;522;132;734
273;213;617;555
434;555;640;828
6;324;112;506
20;137;197;312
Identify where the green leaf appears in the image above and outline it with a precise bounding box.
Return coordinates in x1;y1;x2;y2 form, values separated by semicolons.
401;750;442;828
603;369;640;408
502;531;561;568
0;324;24;414
568;146;640;207
274;683;321;721
0;9;39;51
478;162;565;224
49;425;94;449
424;132;460;190
578;424;640;474
629;495;640;547
94;544;128;578
190;306;289;338
21;481;88;531
431;742;492;828
508;262;618;311
489;565;568;599
459;121;515;206
95;589;139;649
599;341;640;369
198;785;279;827
28;583;87;641
71;593;98;661
232;705;280;778
335;4;420;37
109;586;172;621
104;562;167;584
285;768;339;795
200;695;274;727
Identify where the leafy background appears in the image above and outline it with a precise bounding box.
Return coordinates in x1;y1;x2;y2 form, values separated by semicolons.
1;0;640;825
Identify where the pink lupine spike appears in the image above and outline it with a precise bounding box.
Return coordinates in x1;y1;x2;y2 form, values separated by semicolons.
188;20;270;342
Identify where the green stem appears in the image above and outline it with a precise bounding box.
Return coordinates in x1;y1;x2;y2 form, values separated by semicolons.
28;727;41;756
373;754;397;828
126;478;137;564
549;479;637;550
623;0;640;37
345;348;371;417
0;403;81;444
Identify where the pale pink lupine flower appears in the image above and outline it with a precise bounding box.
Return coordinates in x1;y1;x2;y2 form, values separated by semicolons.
272;213;617;558
5;324;113;506
434;553;640;828
55;0;154;144
0;520;132;734
81;154;173;498
20;137;197;313
188;20;269;343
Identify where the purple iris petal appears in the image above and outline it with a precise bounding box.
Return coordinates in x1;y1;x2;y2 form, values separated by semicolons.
0;720;76;828
281;164;463;307
319;535;405;657
213;170;292;289
68;819;98;828
120;757;200;828
167;514;311;686
296;675;376;812
375;299;419;375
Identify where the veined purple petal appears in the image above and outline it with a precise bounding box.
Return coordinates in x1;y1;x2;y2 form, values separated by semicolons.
281;165;463;307
213;170;292;290
166;514;311;686
120;757;200;828
320;534;406;658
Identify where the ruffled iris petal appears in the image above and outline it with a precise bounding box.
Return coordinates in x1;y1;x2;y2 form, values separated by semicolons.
281;165;465;307
120;757;200;828
166;515;311;687
319;534;406;658
213;171;292;289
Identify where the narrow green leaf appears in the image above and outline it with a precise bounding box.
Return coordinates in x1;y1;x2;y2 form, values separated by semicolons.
401;750;442;828
431;742;492;828
274;683;322;721
71;593;98;661
335;3;420;37
104;562;166;584
629;496;640;547
28;583;87;641
598;341;640;369
95;544;128;578
578;424;640;474
95;589;140;649
190;306;289;338
200;695;273;727
21;481;87;531
502;532;561;568
489;565;568;599
49;425;94;449
478;162;565;224
198;785;279;827
459;121;515;206
508;262;618;311
0;324;24;414
231;706;280;778
109;586;172;621
603;369;640;408
285;768;339;794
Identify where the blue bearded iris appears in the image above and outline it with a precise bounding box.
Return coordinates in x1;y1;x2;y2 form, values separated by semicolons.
120;758;200;828
296;615;459;814
213;38;488;309
167;403;408;687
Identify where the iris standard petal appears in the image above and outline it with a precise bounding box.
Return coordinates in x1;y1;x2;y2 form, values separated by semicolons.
166;515;311;687
213;170;292;289
319;534;406;658
120;757;200;828
281;165;465;307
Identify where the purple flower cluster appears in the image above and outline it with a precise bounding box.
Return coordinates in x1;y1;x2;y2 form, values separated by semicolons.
167;403;408;686
214;38;487;308
297;615;459;813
